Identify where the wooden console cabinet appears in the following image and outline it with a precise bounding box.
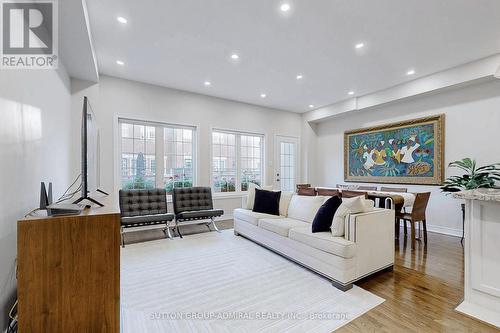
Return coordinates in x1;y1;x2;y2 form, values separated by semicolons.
17;199;120;333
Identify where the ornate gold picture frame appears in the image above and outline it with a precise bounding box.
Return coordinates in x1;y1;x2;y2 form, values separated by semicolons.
344;115;445;185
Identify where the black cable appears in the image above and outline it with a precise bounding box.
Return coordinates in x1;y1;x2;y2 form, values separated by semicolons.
6;299;17;333
55;184;83;204
24;208;41;218
57;174;82;201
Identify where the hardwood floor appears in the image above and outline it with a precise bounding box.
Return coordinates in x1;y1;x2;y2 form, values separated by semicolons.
125;222;499;332
339;229;500;333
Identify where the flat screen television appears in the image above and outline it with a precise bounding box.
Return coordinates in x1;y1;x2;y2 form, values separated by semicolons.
73;96;107;206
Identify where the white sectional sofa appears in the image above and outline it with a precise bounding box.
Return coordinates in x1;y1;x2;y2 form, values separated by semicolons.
233;194;395;291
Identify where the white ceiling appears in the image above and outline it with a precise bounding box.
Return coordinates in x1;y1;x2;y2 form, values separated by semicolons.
85;0;500;113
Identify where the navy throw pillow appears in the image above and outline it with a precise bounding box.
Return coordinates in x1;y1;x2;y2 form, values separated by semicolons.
312;195;342;233
253;188;281;216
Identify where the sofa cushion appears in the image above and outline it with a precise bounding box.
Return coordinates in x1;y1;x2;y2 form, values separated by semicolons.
289;227;357;259
279;192;294;217
331;197;375;236
287;195;326;223
258;218;310;237
312;196;342;233
233;208;282;226
253;189;281;215
246;183;273;210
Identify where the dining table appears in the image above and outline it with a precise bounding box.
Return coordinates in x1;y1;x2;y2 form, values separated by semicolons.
336;188;416;211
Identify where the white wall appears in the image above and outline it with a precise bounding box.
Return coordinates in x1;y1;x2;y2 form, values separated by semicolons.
0;66;72;329
312;79;500;236
71;75;303;219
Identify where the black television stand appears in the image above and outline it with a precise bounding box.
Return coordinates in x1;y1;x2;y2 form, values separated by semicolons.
96;189;109;195
73;195;104;207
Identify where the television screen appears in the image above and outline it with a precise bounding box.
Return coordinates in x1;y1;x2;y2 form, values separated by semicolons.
81;96;100;197
85;99;99;193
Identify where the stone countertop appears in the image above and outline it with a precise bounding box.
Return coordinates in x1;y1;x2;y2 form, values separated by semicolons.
453;188;500;202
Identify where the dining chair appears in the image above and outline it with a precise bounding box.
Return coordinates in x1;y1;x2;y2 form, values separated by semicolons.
316;188;340;197
379;187;408;208
297;187;317;196
380;187;408;192
341;190;368;199
395;192;431;248
358;186;378;191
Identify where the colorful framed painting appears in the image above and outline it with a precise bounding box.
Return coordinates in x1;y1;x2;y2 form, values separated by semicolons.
344;115;445;185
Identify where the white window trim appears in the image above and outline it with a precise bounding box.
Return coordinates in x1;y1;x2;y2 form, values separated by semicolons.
210;127;266;196
116;117;198;193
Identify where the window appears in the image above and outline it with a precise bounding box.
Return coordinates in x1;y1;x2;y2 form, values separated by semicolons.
119;119;196;193
212;130;263;193
240;135;262;191
164;127;194;193
120;123;156;189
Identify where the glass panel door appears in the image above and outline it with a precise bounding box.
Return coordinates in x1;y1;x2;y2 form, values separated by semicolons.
275;136;298;192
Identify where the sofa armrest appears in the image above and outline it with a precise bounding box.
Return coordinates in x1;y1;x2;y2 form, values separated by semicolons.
344;208;394;242
345;209;395;277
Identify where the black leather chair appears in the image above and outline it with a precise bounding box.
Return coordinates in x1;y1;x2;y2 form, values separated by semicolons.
172;187;224;238
119;188;174;247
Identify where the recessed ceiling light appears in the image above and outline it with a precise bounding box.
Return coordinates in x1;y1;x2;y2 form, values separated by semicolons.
260;93;267;98
117;16;127;24
407;69;416;75
355;43;364;49
348;91;355;95
116;60;124;65
308;104;315;108
280;3;291;12
296;74;303;80
231;53;239;60
204;81;211;86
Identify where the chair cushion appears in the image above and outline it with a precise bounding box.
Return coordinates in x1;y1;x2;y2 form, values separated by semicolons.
297;187;317;196
233;208;282;226
316;188;341;197
172;187;213;214
121;213;174;226
176;209;224;220
119;188;167;217
289;227;357;259
253;189;281;216
258;218;310;237
287;195;326;223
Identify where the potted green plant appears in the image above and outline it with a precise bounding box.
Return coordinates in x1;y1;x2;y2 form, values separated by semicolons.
441;158;500;241
441;158;500;192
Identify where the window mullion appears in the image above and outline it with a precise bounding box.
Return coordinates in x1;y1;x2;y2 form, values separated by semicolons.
236;134;241;192
155;126;164;189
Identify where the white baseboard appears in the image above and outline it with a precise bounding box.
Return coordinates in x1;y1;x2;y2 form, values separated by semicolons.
426;224;462;237
402;223;462;238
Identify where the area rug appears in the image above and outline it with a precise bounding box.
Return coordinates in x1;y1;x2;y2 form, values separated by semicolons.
121;230;384;332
